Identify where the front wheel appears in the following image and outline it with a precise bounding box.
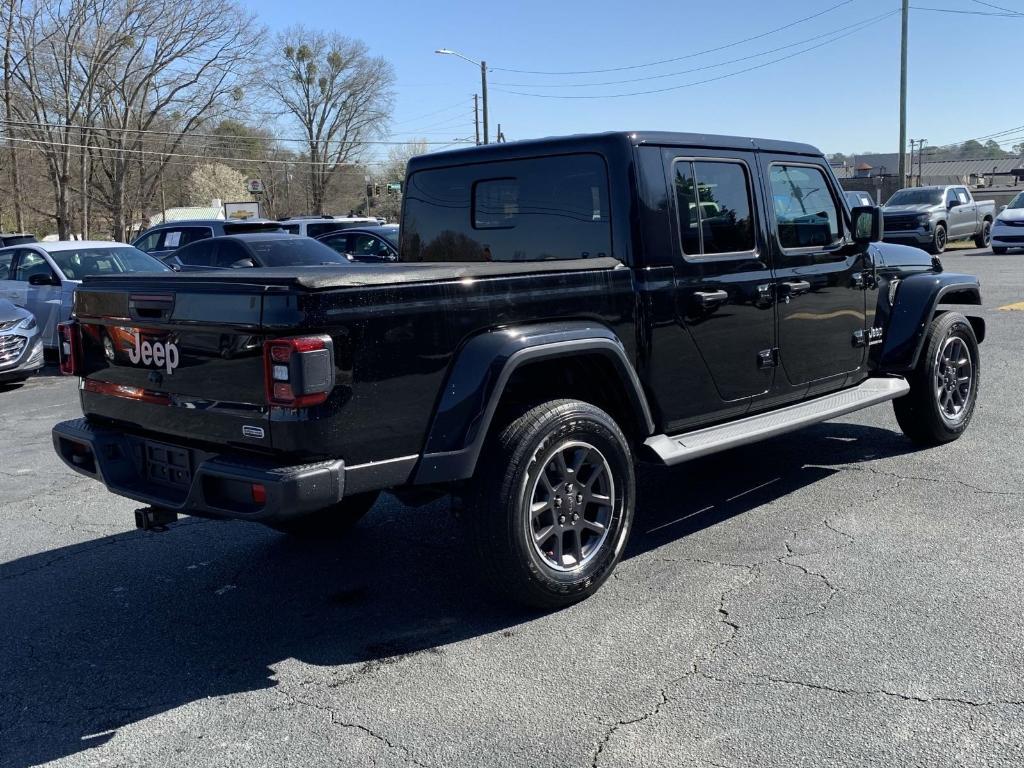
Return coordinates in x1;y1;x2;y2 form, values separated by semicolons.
928;223;947;254
974;220;992;248
893;312;979;445
466;399;635;610
268;491;380;538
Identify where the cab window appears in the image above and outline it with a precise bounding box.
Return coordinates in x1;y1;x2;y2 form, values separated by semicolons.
0;250;13;279
673;160;755;257
13;252;55;282
769;164;841;249
402;153;611;262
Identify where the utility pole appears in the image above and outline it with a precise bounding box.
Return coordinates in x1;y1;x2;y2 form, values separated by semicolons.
917;139;927;186
480;60;489;145
897;0;909;184
909;139;917;186
473;94;480;146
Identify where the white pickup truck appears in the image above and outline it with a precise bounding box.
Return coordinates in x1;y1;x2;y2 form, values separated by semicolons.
882;185;996;254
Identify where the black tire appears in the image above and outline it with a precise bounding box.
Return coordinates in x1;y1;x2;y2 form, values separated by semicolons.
974;220;992;249
268;491;380;538
466;399;635;610
928;223;947;254
992;246;1007;255
893;312;979;446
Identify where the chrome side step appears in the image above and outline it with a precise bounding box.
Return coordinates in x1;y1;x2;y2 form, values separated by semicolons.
645;377;910;466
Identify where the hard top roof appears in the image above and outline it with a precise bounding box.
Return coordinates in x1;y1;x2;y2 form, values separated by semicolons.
408;131;822;171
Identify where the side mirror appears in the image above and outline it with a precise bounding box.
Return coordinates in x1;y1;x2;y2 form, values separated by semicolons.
947;199;958;209
230;258;256;269
852;205;883;244
1000;204;1007;213
28;273;59;286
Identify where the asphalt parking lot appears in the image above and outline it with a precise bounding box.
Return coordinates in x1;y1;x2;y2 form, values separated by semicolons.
3;248;1023;768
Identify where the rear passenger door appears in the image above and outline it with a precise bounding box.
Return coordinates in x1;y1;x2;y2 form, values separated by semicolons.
664;148;776;415
759;155;867;393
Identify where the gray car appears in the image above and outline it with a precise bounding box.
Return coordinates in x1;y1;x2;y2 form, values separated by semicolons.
0;241;171;349
0;299;43;384
883;185;996;254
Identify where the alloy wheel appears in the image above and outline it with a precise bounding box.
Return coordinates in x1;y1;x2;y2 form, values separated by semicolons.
935;335;973;424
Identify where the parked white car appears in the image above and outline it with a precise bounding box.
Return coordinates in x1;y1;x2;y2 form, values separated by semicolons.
278;216;381;238
0;241;171;349
991;191;1024;254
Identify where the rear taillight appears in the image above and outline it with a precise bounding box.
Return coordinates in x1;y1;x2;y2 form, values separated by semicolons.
57;321;81;376
263;336;335;407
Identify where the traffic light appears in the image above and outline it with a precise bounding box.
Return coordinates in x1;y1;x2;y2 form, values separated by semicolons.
366;183;373;198
373;183;381;197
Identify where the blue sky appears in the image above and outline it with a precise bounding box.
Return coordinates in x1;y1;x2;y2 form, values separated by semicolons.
250;0;1024;160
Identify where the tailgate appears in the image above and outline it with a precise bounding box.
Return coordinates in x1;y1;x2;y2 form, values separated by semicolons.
74;280;275;452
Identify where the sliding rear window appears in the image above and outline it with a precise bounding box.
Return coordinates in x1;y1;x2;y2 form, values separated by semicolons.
401;153;611;262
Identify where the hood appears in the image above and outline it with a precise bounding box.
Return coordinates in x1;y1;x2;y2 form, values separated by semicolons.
0;298;32;324
870;241;935;270
883;203;939;215
996;207;1024;222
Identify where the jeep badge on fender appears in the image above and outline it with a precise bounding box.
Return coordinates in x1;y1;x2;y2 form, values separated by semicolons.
126;331;179;375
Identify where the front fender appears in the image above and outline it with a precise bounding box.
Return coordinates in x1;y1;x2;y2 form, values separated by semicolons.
877;272;982;372
414;321;653;484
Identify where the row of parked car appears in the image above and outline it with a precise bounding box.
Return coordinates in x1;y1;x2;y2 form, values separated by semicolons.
0;215;400;385
847;187;1024;255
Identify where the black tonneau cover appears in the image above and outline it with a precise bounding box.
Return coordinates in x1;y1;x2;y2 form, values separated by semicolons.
82;257;624;291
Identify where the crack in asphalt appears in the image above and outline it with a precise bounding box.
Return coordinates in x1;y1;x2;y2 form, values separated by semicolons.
590;689;668;768
827;464;1024;497
700;673;1024;709
273;688;433;768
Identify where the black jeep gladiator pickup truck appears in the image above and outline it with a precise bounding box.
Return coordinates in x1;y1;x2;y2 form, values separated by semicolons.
53;131;984;608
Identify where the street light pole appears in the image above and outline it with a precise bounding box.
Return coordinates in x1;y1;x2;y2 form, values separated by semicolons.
436;48;489;145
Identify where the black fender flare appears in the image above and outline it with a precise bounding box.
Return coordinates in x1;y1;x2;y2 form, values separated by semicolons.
414;321;654;484
877;272;983;372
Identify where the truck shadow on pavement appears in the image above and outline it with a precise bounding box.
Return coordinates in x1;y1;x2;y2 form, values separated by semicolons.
1;421;916;767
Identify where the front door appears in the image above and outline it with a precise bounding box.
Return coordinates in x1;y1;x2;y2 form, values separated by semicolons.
665;148;776;422
948;187;974;239
13;250;63;348
759;156;867;391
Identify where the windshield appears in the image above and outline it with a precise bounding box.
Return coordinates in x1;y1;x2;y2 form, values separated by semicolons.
48;246;171;279
1007;192;1024;210
886;189;942;206
248;238;350;267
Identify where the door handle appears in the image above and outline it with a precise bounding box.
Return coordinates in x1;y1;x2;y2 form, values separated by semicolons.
693;289;729;308
779;280;810;297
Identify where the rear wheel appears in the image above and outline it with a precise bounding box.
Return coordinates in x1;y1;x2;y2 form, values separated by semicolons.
974;220;992;248
466;399;635;610
893;312;979;445
268;491;380;538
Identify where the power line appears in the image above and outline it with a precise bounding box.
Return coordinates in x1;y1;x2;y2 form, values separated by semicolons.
491;9;897;89
2;134;471;167
0;116;473;146
910;4;1024;15
488;0;855;75
390;97;474;126
494;11;896;100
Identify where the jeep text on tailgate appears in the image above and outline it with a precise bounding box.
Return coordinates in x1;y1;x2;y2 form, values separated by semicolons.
53;132;985;609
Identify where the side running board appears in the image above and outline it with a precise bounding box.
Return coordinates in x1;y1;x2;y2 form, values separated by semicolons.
645;377;910;466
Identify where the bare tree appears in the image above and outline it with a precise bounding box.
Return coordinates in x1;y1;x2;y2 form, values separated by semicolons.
265;27;394;214
87;0;263;240
5;0;140;238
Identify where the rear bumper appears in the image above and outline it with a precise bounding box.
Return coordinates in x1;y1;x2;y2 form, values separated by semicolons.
52;418;345;522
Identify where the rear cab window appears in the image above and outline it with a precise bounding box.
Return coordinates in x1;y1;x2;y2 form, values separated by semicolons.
401;153;612;262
